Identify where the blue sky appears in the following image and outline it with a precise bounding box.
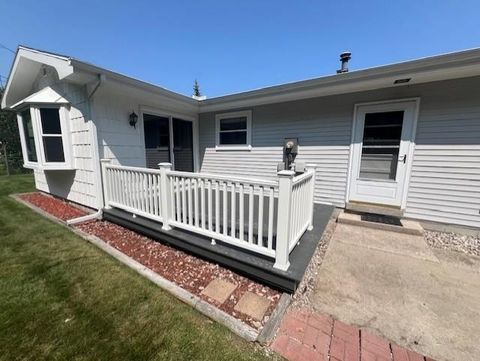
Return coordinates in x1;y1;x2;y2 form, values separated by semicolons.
1;1;480;97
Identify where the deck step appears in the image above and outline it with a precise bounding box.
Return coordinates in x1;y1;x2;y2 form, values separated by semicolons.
346;202;404;217
337;211;423;235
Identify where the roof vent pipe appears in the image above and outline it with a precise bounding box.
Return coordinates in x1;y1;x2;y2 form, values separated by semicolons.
337;52;352;73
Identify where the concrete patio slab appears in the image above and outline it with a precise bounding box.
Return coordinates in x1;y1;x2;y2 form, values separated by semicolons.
201;278;237;304
310;223;480;361
234;291;271;320
332;222;437;261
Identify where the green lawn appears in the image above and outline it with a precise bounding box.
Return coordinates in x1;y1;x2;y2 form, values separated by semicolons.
0;174;278;361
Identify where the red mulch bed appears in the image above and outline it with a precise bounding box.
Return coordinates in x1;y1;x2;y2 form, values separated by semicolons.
76;220;281;329
18;192;281;330
19;192;87;221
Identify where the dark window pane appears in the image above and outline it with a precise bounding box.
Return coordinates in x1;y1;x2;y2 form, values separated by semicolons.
173;118;193;172
40;108;62;134
362;111;403;146
143;114;170;169
21;109;37;162
360;111;404;180
43;137;65;162
143;114;170;149
220;131;247;145
220;117;247;131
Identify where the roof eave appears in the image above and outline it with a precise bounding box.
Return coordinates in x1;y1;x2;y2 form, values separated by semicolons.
70;59;199;107
199;47;480;112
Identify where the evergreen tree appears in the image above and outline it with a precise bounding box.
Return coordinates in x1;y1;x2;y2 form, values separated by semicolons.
193;79;201;97
0;87;25;173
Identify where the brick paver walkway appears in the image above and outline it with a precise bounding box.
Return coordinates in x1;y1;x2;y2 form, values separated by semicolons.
271;309;435;361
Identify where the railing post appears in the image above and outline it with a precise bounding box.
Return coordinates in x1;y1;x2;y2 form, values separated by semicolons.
100;159;111;209
274;170;295;271
305;164;317;231
159;162;173;231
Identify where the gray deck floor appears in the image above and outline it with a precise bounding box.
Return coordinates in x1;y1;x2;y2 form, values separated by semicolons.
103;203;334;293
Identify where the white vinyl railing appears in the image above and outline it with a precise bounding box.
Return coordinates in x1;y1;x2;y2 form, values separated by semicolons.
101;159;316;271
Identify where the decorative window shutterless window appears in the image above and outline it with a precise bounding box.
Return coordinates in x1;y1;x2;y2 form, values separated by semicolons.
215;110;252;149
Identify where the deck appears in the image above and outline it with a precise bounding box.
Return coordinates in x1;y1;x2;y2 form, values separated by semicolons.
103;203;333;293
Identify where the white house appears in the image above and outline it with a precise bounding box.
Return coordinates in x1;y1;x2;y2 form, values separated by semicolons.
2;46;480;289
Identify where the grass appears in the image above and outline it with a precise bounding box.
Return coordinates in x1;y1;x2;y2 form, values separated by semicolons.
0;174;279;361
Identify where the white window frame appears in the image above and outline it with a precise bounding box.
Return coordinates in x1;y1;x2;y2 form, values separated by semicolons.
215;110;252;151
17;107;40;168
17;104;73;170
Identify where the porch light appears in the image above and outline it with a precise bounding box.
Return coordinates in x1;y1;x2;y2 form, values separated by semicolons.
129;111;138;128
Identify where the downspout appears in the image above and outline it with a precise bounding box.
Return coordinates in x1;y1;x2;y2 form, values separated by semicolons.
67;73;106;225
88;73;106;100
67;210;103;225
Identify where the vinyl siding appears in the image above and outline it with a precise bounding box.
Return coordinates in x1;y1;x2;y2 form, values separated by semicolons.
199;76;480;228
404;85;480;228
31;68;97;208
199;98;352;206
92;81;197;167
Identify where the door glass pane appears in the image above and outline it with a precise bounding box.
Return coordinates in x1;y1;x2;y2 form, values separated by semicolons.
359;111;403;180
173;118;193;172
21;109;37;162
143;114;170;168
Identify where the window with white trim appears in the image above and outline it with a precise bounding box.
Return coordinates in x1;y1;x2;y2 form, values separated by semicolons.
17;105;72;170
215;110;252;148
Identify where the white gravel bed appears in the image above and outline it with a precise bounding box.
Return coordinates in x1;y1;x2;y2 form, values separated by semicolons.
424;230;480;257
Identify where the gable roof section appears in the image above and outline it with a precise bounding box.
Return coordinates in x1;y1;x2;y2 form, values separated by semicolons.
1;46;198;110
1;47;74;109
10;86;69;109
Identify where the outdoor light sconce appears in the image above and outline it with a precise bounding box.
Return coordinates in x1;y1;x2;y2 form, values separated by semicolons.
129;111;138;128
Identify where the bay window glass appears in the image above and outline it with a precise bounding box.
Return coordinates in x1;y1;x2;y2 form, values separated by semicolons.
39;108;65;163
21;109;37;162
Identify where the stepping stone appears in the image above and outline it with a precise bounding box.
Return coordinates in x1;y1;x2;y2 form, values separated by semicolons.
234;291;271;320
201;278;237;304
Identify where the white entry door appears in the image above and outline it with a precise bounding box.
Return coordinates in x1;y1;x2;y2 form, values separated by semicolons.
348;100;418;207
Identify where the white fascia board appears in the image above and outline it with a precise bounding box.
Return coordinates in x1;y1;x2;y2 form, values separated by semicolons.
70;59;199;110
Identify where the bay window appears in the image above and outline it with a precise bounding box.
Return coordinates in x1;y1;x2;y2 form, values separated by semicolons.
17;104;72;170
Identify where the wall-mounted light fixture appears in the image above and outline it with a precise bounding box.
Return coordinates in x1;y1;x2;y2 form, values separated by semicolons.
129;111;138;128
